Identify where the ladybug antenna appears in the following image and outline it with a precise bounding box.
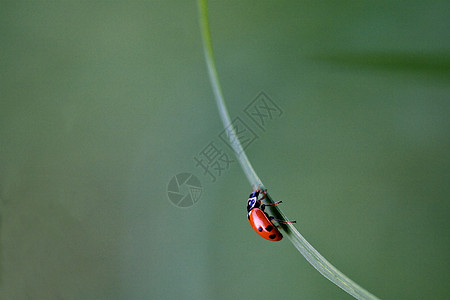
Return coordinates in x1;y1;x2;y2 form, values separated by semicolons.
253;183;262;192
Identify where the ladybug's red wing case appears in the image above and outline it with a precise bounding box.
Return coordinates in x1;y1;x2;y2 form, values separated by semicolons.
248;208;282;241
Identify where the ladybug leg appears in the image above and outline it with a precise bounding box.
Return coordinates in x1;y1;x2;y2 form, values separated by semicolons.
255;190;267;210
258;189;267;201
269;216;296;224
268;216;281;228
264;200;282;207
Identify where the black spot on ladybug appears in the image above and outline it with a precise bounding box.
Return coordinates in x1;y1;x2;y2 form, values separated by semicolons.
258;227;263;232
265;225;273;232
269;234;276;239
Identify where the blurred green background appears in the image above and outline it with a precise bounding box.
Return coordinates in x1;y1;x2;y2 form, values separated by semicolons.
1;1;449;299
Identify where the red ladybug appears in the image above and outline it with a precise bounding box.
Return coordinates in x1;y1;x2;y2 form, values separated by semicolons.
247;189;295;241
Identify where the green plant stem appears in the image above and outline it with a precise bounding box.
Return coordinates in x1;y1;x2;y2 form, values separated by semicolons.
197;1;380;299
197;0;261;188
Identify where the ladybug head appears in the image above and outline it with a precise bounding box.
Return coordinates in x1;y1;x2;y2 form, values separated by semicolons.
249;190;259;199
247;191;260;212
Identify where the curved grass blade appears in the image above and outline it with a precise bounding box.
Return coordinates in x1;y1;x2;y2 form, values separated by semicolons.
197;1;380;299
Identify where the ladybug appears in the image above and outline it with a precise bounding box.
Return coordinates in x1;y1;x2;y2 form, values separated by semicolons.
247;189;296;241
